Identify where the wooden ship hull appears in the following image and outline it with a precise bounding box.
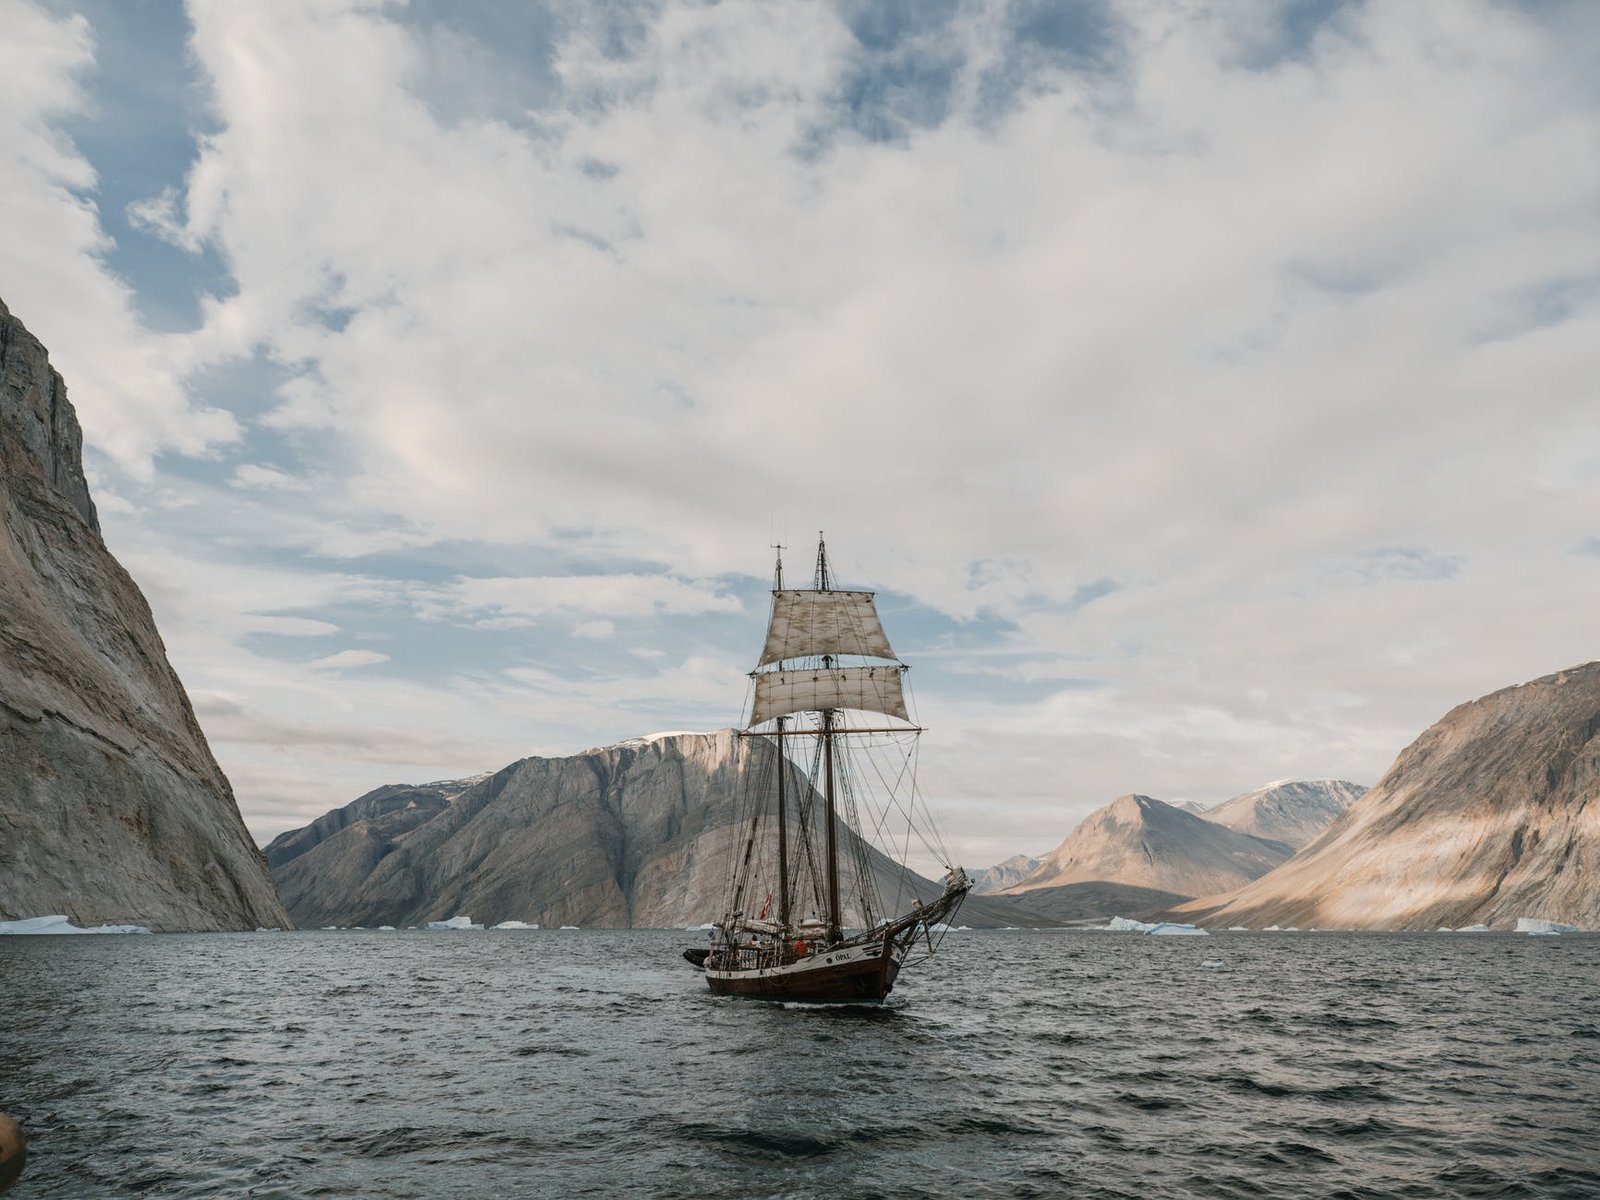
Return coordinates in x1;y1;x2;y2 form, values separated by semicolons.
705;938;903;1002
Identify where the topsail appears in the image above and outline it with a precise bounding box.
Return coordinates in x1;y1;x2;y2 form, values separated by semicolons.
758;589;896;666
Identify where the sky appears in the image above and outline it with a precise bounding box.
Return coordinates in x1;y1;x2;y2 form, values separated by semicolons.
3;0;1599;873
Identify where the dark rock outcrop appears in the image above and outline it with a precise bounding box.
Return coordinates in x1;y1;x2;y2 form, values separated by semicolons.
0;296;288;931
270;730;1055;929
1175;663;1600;930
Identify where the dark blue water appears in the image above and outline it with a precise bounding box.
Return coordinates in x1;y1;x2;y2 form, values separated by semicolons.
4;929;1599;1198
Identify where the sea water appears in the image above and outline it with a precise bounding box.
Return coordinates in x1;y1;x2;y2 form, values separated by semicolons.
3;929;1598;1198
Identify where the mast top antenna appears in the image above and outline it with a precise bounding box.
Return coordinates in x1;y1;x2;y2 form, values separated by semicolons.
814;532;830;591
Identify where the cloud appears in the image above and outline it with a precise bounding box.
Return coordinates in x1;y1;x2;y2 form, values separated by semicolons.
306;649;390;670
12;0;1600;858
0;1;237;474
414;574;741;629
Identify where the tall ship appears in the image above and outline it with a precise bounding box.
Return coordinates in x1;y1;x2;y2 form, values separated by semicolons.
686;536;970;1002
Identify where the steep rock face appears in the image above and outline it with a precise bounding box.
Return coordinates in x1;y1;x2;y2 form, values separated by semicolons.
1175;664;1600;930
969;853;1042;894
1003;794;1294;900
271;731;1051;929
1203;780;1366;850
264;779;477;870
0;297;287;931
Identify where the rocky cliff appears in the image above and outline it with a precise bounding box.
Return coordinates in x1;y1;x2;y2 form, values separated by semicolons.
269;730;1050;929
1202;780;1366;850
1002;794;1295;901
0;296;288;931
1174;663;1600;930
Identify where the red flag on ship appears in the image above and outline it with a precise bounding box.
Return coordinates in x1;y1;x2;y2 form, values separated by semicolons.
758;892;772;920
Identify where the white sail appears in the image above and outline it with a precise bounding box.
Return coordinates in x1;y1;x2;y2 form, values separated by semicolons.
750;665;909;725
759;590;896;666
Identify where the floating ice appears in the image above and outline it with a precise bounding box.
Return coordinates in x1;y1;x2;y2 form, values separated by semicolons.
378;926;397;931
559;925;579;930
492;920;539;930
1436;927;1454;933
425;915;484;931
1103;916;1207;936
1105;916;1156;932
1455;924;1489;933
686;922;717;932
0;914;150;935
254;926;283;933
1516;917;1579;935
1202;960;1224;968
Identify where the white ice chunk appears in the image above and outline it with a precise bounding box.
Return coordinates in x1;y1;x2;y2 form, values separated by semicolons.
1105;916;1156;932
426;915;484;930
492;920;539;929
1455;924;1489;933
0;914;150;935
1146;923;1208;936
378;925;397;931
1516;917;1579;934
559;925;579;930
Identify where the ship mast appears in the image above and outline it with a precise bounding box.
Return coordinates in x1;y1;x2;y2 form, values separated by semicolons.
771;545;790;931
816;533;842;943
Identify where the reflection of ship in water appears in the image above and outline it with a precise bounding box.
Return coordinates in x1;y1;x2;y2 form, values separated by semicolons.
683;535;970;1002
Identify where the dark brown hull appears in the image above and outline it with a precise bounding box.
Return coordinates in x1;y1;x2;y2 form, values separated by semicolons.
704;943;902;1002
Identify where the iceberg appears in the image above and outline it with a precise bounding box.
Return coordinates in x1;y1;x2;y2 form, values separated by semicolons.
559;925;579;930
1105;916;1156;933
1455;923;1489;933
1517;917;1579;935
378;925;397;931
425;915;484;931
1103;916;1208;936
491;920;539;930
0;914;150;935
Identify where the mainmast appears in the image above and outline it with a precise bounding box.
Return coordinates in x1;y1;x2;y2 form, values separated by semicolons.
772;544;790;931
815;534;843;943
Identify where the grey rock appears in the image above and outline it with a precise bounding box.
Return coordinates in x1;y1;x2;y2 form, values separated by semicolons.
1175;663;1600;930
0;296;288;931
1202;780;1366;850
1002;793;1295;900
968;852;1042;894
270;730;1057;929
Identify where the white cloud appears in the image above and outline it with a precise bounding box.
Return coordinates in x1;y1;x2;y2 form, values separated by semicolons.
11;0;1600;859
0;1;237;473
414;574;741;629
305;649;389;670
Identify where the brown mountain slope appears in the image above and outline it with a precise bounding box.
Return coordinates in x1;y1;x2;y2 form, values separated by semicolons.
1002;794;1294;900
0;296;287;931
1174;663;1600;930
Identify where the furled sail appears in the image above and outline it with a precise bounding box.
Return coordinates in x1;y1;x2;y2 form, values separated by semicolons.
750;665;909;725
759;590;896;666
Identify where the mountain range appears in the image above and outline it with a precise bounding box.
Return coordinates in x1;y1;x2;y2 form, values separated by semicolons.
268;730;1052;930
1173;663;1600;930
